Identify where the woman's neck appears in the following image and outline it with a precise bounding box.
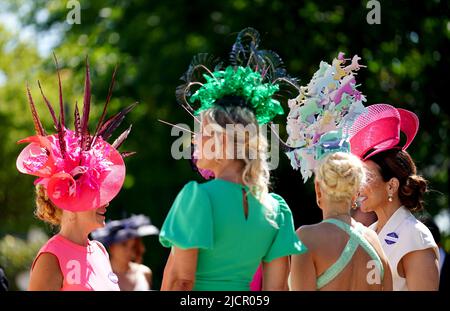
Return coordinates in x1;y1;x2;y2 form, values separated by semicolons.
373;198;402;234
58;225;90;246
111;257;131;274
214;161;244;184
322;201;352;224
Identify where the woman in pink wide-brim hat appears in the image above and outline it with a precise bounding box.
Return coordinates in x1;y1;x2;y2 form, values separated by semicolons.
19;57;136;291
349;103;440;291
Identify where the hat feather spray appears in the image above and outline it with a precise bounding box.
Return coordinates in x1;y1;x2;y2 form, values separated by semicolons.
17;55;136;212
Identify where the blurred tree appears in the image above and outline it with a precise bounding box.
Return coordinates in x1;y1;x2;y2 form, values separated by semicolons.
1;0;448;289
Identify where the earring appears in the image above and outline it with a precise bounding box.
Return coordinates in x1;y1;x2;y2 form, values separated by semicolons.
352;201;358;209
388;194;393;202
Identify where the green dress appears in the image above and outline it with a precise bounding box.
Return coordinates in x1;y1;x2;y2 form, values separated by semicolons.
159;179;307;291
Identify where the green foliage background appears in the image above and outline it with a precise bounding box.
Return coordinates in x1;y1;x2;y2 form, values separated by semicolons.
0;0;448;289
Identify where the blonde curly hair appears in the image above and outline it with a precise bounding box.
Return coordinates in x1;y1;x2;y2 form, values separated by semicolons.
35;184;62;226
201;101;275;225
315;152;365;203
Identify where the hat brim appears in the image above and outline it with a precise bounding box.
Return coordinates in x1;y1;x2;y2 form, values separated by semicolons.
17;133;125;212
349;104;419;160
397;108;419;151
137;225;160;237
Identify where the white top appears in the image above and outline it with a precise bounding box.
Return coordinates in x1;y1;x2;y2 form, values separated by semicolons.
369;206;439;291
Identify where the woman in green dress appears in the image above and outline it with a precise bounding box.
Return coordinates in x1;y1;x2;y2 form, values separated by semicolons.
159;28;307;291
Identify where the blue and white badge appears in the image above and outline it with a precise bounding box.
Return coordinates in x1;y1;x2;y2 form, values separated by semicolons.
384;232;399;245
108;271;119;284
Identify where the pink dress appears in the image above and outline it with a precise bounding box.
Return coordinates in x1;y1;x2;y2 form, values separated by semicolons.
250;265;263;291
31;234;120;291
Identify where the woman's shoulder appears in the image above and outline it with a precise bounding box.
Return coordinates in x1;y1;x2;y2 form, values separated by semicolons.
295;223;328;252
171;180;210;203
401;214;437;249
266;193;290;212
91;240;109;257
34;234;65;256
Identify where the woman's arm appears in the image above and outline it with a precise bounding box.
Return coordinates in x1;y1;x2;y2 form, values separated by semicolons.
28;253;63;291
290;227;316;291
402;248;439;291
262;256;290;291
161;247;198;291
290;250;316;290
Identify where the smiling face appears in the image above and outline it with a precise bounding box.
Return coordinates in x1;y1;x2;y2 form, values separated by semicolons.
64;203;109;234
358;160;389;213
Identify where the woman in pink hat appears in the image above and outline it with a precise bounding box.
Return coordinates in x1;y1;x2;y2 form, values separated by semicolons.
349;104;440;291
19;59;136;291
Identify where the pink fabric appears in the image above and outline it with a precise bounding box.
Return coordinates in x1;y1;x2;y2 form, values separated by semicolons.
32;234;120;291
250;265;263;291
17;130;125;212
349;104;419;160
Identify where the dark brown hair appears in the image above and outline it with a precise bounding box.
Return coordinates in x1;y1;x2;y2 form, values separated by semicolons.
368;149;428;212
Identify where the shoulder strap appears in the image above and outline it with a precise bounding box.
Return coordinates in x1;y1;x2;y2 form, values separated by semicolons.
316;219;384;289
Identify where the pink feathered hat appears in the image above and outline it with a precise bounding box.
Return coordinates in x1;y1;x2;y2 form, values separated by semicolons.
17;56;136;212
349;103;419;160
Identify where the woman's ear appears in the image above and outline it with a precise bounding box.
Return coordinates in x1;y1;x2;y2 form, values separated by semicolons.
387;177;400;194
314;180;322;200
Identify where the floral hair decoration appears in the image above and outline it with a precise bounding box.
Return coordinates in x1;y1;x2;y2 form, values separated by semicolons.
285;52;367;182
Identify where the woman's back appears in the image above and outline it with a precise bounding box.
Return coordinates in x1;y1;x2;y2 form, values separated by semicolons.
159;179;306;290
297;218;391;291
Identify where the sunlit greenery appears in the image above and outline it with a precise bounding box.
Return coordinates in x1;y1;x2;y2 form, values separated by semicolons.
1;0;448;289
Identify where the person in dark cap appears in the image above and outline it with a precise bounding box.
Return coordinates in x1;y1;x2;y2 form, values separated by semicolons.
420;214;450;291
0;267;9;291
91;214;159;291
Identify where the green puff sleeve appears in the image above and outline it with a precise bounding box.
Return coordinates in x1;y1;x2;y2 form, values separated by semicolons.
159;181;213;250
262;193;308;262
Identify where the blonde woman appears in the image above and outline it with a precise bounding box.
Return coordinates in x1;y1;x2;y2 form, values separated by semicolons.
290;150;392;290
159;28;306;291
160;103;305;291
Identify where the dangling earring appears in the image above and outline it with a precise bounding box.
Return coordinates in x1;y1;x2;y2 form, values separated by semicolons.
388;194;393;202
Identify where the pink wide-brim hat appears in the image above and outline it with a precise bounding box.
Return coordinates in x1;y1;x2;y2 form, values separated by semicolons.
17;130;125;212
17;57;135;212
349;103;419;160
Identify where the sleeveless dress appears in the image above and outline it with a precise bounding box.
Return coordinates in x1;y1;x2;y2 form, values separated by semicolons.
32;234;120;291
369;206;439;291
316;218;384;290
159;179;307;291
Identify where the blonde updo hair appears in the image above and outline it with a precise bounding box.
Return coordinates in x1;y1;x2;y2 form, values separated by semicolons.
200;96;274;222
315;152;366;203
35;184;62;226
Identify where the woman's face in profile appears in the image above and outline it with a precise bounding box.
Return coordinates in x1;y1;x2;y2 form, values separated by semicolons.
358;160;388;213
110;239;136;262
193;117;226;172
